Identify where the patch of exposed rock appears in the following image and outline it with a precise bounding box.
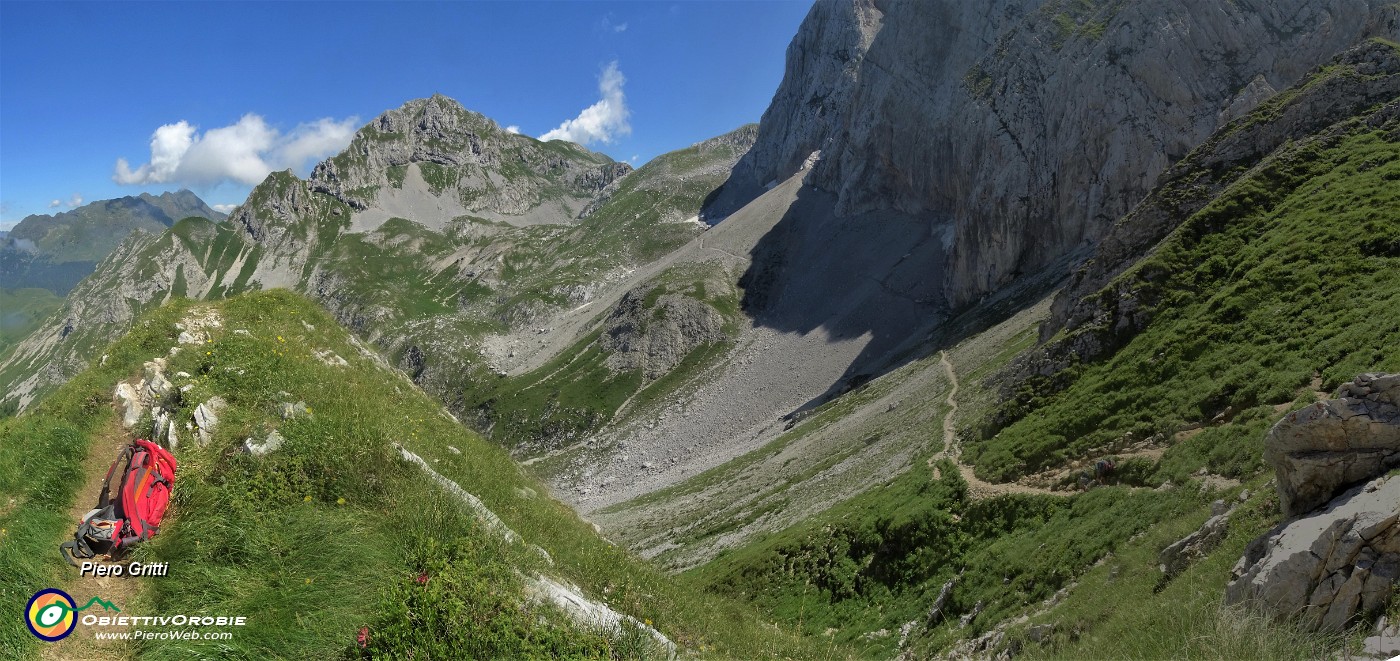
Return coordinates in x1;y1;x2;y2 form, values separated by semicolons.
1159;499;1235;578
1266;373;1400;518
1225;475;1400;632
599;287;726;381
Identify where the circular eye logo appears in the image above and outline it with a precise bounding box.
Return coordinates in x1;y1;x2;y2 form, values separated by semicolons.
26;589;78;641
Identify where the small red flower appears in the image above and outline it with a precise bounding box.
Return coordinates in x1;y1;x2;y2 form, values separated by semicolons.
357;626;369;649
416;572;429;585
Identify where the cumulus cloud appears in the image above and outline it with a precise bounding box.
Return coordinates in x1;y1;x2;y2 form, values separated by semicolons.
114;114;359;187
539;61;631;146
598;16;628;33
49;194;83;209
210;203;240;214
504;125;521;134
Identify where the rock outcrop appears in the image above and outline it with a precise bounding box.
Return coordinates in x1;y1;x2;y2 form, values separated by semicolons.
599;286;727;382
1266;373;1400;518
1225;475;1400;632
708;0;1399;311
1225;374;1400;632
1159;499;1234;578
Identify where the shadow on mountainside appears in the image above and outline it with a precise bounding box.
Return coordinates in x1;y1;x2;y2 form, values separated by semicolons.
729;183;1064;416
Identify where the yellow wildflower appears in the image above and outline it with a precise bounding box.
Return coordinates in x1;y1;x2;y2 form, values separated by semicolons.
336;497;346;505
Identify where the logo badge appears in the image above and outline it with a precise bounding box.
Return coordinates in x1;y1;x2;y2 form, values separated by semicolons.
25;589;78;642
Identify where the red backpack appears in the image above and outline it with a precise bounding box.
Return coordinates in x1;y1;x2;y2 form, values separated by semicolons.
60;439;177;566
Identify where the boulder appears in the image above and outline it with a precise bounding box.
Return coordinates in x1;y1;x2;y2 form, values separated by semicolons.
1363;618;1400;658
193;396;227;446
1225;476;1400;632
114;383;142;428
244;430;286;456
1159;509;1232;578
1264;373;1400;518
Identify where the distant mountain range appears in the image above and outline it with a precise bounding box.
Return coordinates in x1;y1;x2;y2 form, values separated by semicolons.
1;189;224;293
0;189;224;355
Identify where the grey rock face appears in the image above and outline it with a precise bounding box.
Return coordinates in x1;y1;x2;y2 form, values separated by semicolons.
1266;373;1400;518
992;47;1400;431
1044;39;1400;341
1159;510;1232;578
599;287;726;381
1225;476;1400;632
711;0;1399;310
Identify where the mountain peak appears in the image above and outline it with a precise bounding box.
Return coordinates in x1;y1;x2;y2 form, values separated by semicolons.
304;94;629;228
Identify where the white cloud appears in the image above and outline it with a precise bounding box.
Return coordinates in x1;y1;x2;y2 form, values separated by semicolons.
505;125;521;134
598;16;628;33
211;203;239;214
539;61;631;146
49;194;82;209
114;114;359;187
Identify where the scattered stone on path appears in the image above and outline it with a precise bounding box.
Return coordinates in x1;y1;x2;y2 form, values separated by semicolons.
194;396;227;446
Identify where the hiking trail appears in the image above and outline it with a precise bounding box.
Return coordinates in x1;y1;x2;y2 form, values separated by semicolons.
929;351;1063;500
42;416;147;660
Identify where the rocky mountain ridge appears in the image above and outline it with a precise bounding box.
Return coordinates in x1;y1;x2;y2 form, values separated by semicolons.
991;39;1400;429
0;100;751;416
308;94;631;230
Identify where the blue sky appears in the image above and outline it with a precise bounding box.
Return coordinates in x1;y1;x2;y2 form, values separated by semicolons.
0;1;811;228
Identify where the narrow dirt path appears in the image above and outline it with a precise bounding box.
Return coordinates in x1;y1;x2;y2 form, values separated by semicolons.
42;416;144;660
929;351;1063;500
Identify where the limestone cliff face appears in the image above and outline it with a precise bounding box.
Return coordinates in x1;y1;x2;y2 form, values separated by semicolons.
709;0;1399;309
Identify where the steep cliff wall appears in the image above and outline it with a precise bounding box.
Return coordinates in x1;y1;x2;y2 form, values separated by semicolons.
709;0;1399;310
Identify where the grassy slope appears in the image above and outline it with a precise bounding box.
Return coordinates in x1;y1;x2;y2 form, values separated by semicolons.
685;325;1223;658
693;81;1400;661
972;114;1400;482
0;290;849;660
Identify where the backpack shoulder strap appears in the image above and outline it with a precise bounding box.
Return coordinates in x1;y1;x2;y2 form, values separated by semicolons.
97;445;135;510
